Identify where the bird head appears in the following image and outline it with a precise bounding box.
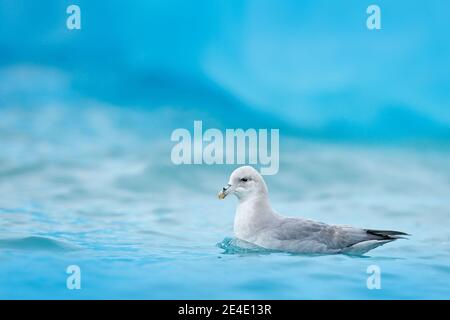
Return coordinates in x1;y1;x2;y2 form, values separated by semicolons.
218;166;268;201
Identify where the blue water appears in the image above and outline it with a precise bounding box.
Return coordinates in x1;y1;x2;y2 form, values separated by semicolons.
1;103;450;299
1;0;450;299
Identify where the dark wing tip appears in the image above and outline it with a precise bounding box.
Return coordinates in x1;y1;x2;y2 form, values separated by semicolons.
366;229;410;239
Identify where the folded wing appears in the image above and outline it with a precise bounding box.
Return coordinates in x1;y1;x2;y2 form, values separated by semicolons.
273;217;408;253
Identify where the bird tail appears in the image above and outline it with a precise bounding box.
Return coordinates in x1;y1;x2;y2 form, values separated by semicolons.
343;229;409;255
343;239;394;255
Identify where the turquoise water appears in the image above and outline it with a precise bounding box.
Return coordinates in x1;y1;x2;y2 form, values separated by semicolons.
1;104;450;299
1;0;450;299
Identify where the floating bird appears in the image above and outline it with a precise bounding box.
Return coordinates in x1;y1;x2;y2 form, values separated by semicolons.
218;166;408;254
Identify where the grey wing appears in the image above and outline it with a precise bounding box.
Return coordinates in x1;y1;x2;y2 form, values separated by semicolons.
272;218;402;250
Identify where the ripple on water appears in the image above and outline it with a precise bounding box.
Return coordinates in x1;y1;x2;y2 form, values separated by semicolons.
217;237;274;255
0;236;76;252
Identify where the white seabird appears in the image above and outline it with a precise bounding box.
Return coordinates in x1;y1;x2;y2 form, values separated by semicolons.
218;166;408;255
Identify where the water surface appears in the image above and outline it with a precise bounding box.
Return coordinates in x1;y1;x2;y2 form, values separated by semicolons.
1;105;449;299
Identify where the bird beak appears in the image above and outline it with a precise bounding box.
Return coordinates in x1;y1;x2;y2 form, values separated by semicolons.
218;184;232;199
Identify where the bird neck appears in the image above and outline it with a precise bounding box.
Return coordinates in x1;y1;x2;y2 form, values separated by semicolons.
234;194;276;241
238;192;271;208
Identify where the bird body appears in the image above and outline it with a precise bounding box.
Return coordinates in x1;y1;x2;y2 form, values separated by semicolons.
218;166;407;255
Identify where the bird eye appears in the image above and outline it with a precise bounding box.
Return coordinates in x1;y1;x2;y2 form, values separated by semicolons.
240;178;248;182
